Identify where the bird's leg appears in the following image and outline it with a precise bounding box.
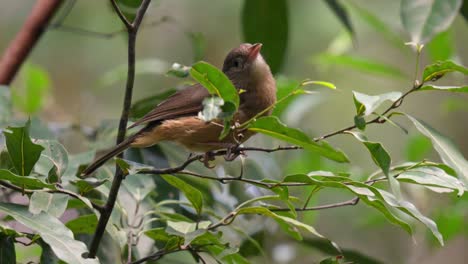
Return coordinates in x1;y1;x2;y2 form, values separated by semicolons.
199;151;216;168
224;143;242;161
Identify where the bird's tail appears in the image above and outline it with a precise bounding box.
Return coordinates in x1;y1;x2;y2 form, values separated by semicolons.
81;135;137;176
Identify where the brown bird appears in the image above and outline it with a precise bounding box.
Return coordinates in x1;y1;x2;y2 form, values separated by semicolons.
82;43;276;176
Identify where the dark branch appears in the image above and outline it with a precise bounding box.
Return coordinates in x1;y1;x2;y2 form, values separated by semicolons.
0;180;103;212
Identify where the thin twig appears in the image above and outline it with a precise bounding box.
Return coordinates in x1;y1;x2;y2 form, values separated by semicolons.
0;180;103;212
130;248;185;264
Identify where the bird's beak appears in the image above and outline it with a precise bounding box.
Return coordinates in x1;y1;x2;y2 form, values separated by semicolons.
247;43;262;62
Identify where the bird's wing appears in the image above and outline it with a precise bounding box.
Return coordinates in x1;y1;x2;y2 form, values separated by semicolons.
128;84;209;129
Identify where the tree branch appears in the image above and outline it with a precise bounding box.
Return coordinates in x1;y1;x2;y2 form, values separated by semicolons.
0;0;64;85
0;180;103;212
87;0;151;258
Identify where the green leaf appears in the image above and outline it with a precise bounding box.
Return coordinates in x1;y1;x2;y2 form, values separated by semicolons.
405;114;468;186
401;0;462;44
301;80;336;90
145;227;175;242
347;131;401;199
324;0;355;37
190;61;239;109
0;202;99;264
354;115;366;130
377;189;444;245
116;0;142;22
71;178;108;194
0;169;54;189
0;233;15;264
427;30;455;61
65;214;98;235
314;54;408;79
242;0;288;74
0;85;12;128
130;89;176;119
237;206;324;240
197;96;224;122
396;165;465;196
282;174;413;234
35;140;69;183
419;85;468;92
11;63;51;114
161;175;203;215
166;220;211;245
3;120;44;175
29;192;69;218
248;116;349;163
421;60;468;82
353;91;402;116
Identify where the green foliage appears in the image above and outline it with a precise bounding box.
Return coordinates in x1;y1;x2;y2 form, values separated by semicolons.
405;115;468;185
29;192;69;218
161;174;204;215
3;120;44;175
248;116;349;163
190;61;240;110
0;203;98;264
421;60;468;83
242;0;288;74
347;131;401;198
401;0;462;44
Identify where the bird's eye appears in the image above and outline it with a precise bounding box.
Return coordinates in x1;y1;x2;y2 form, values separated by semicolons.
233;58;243;69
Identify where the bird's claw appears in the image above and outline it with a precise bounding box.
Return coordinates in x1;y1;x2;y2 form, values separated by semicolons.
200;152;216;168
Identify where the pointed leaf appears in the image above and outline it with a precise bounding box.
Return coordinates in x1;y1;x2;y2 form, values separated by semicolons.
161;175;203;215
190;61;239;109
0;202;99;264
35;140;69;182
353;91;402;116
419;85;468;92
405;114;468;186
401;0;462;44
282;174;412;234
421;61;468;82
65;214;98;235
248;116;349;163
3;120;44;175
29;192;69;218
0;169;54;189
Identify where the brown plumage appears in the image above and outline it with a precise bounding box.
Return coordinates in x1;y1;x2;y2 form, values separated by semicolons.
82;43;276;176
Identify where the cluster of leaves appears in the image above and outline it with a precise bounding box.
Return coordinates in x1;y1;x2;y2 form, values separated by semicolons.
1;0;468;263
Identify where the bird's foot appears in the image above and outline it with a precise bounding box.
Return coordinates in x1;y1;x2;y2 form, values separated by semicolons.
200;152;216;168
224;144;245;161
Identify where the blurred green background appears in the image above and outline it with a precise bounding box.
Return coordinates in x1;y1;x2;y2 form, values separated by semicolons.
1;0;467;263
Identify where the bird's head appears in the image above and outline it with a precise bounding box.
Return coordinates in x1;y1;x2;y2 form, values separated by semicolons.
222;43;272;86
